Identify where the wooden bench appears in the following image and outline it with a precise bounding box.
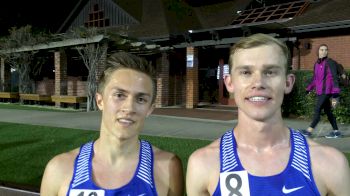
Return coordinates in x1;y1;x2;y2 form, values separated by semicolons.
20;94;52;102
0;92;19;102
51;95;87;109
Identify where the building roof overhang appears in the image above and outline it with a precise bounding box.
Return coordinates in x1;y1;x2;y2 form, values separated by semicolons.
288;19;350;33
143;18;292;48
0;34;106;54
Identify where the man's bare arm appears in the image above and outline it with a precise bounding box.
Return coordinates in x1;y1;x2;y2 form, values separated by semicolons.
167;155;184;196
325;149;350;196
40;156;66;196
186;149;212;196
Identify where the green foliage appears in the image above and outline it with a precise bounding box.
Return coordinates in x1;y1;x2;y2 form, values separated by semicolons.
282;70;350;123
333;85;350;123
0;25;50;50
0;25;51;93
0;122;210;190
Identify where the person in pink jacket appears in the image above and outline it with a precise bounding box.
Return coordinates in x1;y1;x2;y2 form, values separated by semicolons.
300;44;346;138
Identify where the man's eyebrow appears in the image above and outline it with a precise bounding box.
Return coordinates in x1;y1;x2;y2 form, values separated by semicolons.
111;87;127;92
264;65;284;69
137;92;151;97
234;65;251;69
112;87;151;97
233;64;284;70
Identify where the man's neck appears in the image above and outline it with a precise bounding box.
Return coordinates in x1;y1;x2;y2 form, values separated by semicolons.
94;135;140;164
234;116;290;151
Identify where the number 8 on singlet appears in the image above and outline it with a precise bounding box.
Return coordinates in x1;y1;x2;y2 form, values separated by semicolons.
220;171;250;196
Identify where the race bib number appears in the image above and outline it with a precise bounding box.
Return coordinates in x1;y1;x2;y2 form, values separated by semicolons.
220;171;250;196
69;189;105;196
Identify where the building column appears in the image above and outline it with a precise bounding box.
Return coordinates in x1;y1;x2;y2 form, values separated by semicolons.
185;47;199;109
155;52;169;108
96;42;108;81
54;49;67;107
0;57;11;92
218;58;224;103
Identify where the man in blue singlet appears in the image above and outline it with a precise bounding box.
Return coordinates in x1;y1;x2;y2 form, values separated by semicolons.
186;33;350;195
40;52;184;196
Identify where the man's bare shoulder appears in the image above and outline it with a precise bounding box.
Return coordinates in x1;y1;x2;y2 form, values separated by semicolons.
188;138;220;166
307;139;347;166
186;139;221;195
152;146;184;196
40;148;80;196
152;145;183;174
307;139;350;195
47;148;80;172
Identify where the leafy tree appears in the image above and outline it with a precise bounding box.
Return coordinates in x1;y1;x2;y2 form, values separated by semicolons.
67;27;108;111
0;25;48;94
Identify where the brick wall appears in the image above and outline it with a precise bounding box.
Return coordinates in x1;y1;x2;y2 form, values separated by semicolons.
36;77;87;96
96;42;107;81
186;47;199;108
36;78;54;95
54;50;68;96
170;75;185;106
292;35;350;70
0;58;11;91
155;52;170;107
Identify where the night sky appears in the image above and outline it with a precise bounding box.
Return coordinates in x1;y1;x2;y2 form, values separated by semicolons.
0;0;82;36
0;0;296;36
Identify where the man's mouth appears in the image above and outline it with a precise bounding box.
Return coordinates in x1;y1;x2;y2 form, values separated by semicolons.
117;118;135;125
247;96;270;102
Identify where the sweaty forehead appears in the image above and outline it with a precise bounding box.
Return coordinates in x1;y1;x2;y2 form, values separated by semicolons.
106;69;152;91
232;45;285;67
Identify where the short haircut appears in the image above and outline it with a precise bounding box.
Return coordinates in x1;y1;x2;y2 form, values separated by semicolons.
229;33;290;74
98;52;157;103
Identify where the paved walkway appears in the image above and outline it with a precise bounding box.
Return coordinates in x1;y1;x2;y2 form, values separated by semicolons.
0;107;349;150
0;107;349;195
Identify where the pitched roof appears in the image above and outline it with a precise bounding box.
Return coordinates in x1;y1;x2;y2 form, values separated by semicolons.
284;0;350;33
3;0;350;44
286;0;350;26
193;0;251;29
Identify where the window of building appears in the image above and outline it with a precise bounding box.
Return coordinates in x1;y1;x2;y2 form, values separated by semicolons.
232;1;309;25
84;4;110;28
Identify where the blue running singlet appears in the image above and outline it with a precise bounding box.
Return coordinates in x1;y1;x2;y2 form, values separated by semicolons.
66;140;158;196
213;128;321;196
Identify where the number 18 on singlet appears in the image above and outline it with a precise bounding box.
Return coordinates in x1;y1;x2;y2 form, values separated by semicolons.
220;171;250;196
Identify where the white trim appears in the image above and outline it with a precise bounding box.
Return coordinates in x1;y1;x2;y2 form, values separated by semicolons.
0;186;39;195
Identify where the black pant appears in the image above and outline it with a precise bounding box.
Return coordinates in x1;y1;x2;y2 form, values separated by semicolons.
310;94;338;130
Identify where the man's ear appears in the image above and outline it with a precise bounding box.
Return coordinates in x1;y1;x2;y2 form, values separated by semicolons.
96;92;104;111
284;74;295;94
224;74;235;93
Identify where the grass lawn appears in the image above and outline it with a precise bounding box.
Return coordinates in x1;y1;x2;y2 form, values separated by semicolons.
0;121;349;193
0;122;210;192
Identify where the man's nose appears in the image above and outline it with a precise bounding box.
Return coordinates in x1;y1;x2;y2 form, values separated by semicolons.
121;97;135;113
251;72;265;89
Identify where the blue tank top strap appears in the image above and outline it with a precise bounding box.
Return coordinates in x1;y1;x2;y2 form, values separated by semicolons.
290;129;315;182
136;140;155;188
70;141;94;189
220;129;239;172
